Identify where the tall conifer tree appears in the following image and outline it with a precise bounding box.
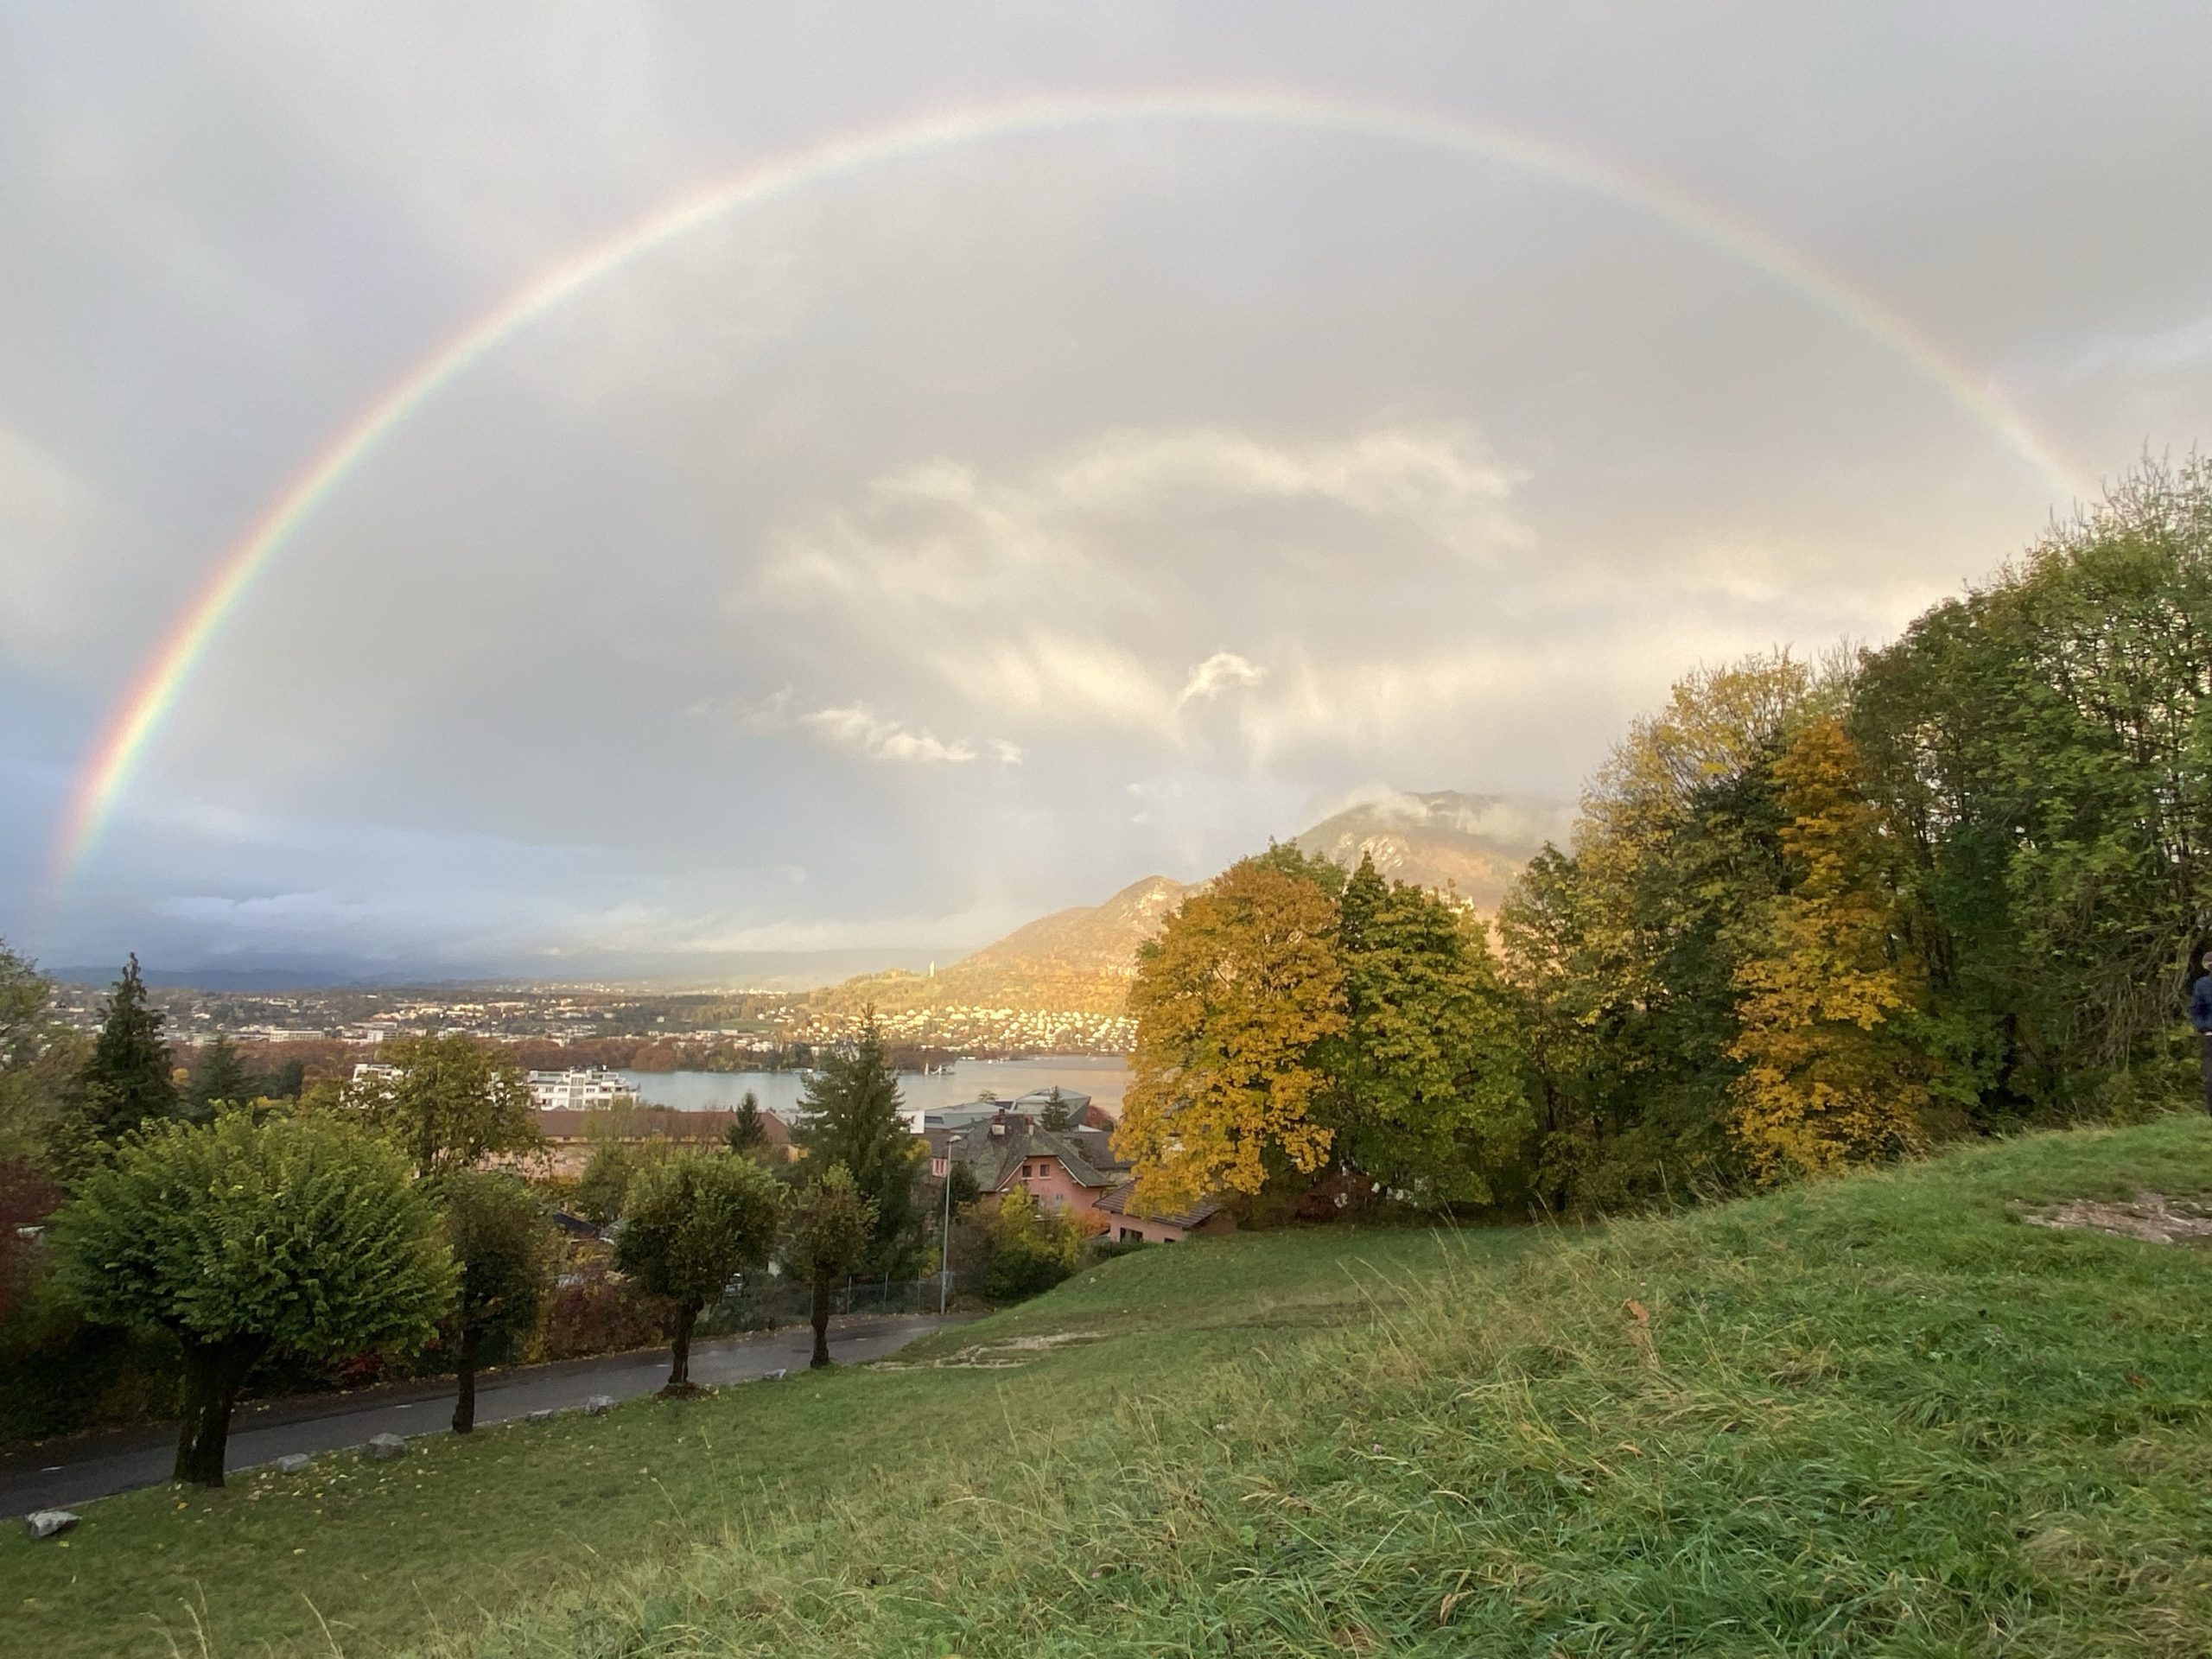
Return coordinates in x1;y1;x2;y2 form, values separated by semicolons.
792;1017;916;1274
75;955;177;1141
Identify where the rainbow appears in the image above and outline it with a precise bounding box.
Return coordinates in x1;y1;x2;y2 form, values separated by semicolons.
48;86;2093;893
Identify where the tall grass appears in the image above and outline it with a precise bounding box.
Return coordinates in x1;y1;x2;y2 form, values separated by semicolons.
8;1120;2211;1656
438;1118;2212;1657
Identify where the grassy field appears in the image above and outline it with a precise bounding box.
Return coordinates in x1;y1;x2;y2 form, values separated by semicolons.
10;1117;2212;1656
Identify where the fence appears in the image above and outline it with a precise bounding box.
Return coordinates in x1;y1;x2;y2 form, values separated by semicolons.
697;1273;970;1336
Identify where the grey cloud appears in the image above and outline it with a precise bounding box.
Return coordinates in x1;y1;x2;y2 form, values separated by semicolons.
7;3;2212;973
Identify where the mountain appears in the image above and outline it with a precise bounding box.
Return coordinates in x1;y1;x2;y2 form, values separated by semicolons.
814;791;1573;1022
960;874;1192;976
814;874;1193;1018
1291;789;1572;911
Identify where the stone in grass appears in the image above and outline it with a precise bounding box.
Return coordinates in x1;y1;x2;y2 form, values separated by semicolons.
582;1394;616;1415
366;1433;407;1459
526;1409;556;1423
276;1453;312;1474
25;1510;78;1540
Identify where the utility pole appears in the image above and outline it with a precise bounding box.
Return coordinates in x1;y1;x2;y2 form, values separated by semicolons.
938;1150;954;1315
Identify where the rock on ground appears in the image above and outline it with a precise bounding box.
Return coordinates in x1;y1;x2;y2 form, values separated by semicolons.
366;1433;407;1459
25;1510;78;1540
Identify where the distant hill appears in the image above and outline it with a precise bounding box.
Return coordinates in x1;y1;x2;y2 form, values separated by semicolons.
815;874;1192;1018
1292;789;1572;911
814;791;1573;1021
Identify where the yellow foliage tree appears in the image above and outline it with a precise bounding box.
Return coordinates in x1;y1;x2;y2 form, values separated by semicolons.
1114;857;1347;1210
1729;715;1930;1181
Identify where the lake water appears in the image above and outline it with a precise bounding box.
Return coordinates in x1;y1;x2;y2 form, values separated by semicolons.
618;1054;1129;1120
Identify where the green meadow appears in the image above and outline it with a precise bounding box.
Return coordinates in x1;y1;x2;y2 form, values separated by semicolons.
10;1116;2212;1657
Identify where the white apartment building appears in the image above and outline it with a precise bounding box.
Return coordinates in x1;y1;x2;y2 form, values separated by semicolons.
525;1068;639;1110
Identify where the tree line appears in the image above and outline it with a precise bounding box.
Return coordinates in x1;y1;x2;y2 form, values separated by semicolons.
0;965;932;1484
1117;457;2212;1217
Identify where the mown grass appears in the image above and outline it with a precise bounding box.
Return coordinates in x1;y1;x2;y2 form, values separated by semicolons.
11;1118;2212;1656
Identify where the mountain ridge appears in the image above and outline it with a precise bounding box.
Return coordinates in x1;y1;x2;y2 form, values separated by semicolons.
816;789;1568;1019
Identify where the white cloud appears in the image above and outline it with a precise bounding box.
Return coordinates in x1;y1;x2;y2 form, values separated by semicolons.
1178;650;1268;707
799;703;976;765
705;689;1020;766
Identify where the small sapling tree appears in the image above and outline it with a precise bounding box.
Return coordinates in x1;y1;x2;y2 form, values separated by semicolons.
54;1112;453;1485
438;1168;552;1433
613;1149;782;1393
785;1163;877;1368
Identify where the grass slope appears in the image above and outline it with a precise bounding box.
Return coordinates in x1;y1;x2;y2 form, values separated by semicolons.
10;1118;2212;1656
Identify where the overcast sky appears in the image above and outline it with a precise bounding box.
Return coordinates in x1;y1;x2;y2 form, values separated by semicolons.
5;3;2210;979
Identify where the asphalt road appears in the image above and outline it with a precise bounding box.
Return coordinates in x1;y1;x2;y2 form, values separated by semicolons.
2;1313;964;1515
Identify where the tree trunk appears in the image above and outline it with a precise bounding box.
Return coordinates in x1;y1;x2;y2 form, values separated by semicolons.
174;1338;262;1487
452;1324;480;1433
810;1274;833;1369
667;1303;696;1389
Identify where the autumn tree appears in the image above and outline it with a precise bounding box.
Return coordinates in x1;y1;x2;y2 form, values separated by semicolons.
783;1163;876;1368
1495;652;1830;1211
438;1168;552;1432
612;1149;782;1392
1325;855;1529;1208
1116;857;1347;1211
1728;716;1932;1180
346;1033;539;1176
792;1019;918;1273
54;1112;453;1484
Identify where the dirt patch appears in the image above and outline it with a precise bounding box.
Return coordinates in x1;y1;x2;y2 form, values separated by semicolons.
2018;1192;2212;1244
877;1332;1103;1370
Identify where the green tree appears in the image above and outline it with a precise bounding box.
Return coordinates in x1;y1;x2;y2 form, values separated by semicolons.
783;1163;876;1368
612;1150;782;1391
346;1033;539;1176
1325;855;1530;1209
792;1019;918;1274
1497;652;1821;1212
54;955;178;1170
437;1169;552;1432
724;1090;770;1158
1116;857;1347;1211
182;1033;254;1123
0;939;81;1162
974;1183;1085;1301
52;1112;453;1484
574;1141;637;1226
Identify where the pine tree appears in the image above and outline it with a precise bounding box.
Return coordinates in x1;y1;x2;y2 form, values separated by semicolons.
66;956;178;1154
183;1033;254;1123
792;1017;917;1274
724;1090;769;1158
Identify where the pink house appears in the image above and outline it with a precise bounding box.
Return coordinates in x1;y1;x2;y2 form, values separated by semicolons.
936;1110;1233;1244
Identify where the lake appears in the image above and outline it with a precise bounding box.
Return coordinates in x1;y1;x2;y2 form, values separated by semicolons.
617;1054;1129;1120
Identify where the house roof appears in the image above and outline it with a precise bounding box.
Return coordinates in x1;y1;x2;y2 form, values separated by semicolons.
1094;1179;1224;1230
941;1112;1132;1192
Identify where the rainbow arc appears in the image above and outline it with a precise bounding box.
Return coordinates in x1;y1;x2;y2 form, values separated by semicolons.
48;86;2093;893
